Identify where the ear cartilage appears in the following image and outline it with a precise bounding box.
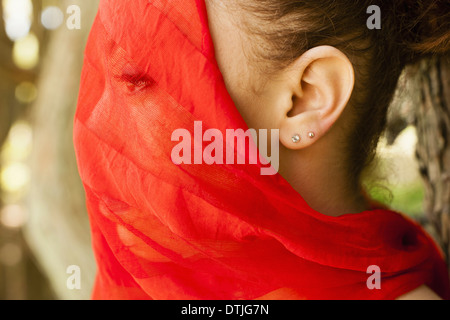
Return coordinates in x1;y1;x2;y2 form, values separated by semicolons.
292;134;301;143
308;132;316;139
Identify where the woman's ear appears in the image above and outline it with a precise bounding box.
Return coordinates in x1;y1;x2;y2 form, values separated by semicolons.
278;45;355;149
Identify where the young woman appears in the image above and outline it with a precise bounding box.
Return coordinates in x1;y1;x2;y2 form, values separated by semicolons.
74;0;450;299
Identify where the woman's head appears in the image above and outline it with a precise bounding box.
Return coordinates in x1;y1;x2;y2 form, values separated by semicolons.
205;0;450;207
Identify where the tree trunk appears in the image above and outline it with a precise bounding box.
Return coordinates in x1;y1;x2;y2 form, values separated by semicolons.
23;0;99;299
414;56;450;268
386;56;450;274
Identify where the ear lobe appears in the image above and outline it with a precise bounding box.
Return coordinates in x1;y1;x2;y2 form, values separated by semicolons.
279;45;355;150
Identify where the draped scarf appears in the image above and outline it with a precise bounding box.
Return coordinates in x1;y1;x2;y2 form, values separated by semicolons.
73;0;450;300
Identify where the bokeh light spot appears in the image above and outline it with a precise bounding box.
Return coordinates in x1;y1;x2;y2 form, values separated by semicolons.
15;82;38;104
41;6;64;30
12;32;39;70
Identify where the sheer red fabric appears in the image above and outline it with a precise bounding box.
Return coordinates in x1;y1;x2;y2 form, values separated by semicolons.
73;0;450;300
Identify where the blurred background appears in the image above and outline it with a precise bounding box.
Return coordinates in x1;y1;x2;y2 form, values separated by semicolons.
0;0;448;300
0;0;98;299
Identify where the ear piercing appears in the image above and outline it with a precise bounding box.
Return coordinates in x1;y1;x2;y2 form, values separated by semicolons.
292;132;315;144
292;134;301;143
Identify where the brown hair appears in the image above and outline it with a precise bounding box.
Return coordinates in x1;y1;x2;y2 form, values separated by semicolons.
232;0;450;187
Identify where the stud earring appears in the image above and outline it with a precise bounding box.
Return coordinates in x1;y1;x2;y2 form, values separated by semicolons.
308;132;316;139
292;134;301;143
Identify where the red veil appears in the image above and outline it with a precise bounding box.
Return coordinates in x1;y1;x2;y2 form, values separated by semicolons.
73;0;450;300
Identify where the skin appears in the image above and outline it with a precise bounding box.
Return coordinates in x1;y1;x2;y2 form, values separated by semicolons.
205;0;442;300
206;0;366;217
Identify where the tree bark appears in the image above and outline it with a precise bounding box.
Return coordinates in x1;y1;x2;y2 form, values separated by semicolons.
386;56;450;273
414;56;450;267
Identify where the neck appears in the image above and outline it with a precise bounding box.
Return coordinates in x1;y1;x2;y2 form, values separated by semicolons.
279;138;370;217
